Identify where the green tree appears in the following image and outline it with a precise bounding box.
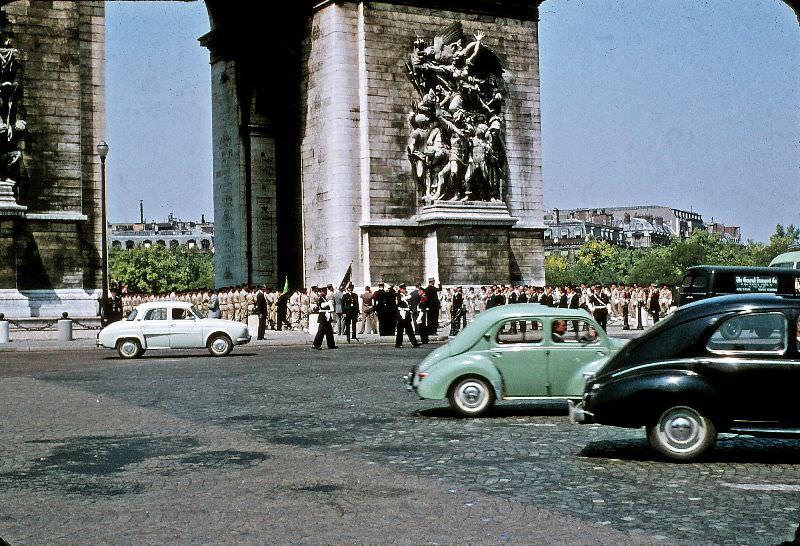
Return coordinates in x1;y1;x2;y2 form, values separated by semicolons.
744;224;800;266
544;254;571;287
109;246;215;293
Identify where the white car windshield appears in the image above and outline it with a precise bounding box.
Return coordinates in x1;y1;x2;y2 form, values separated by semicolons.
190;306;204;319
126;309;138;321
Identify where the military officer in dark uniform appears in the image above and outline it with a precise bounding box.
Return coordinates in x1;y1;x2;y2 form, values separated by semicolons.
423;278;441;337
256;285;268;340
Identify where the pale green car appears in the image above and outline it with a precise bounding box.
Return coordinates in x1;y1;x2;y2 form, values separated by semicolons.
404;304;627;417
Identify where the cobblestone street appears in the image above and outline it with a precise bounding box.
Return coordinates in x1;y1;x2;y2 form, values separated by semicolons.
1;343;799;544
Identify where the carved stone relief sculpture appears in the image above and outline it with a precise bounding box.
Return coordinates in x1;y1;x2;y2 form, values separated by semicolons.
405;22;507;204
0;11;26;213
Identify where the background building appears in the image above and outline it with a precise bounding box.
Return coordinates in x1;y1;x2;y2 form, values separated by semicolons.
544;205;740;259
110;213;214;252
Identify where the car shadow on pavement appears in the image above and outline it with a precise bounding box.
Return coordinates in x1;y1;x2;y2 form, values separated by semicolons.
107;351;259;361
417;402;569;419
579;436;800;464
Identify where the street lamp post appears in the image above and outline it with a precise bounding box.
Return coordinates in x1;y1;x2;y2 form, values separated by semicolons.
97;141;109;324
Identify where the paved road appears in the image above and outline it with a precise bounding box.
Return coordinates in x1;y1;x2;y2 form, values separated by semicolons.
1;344;799;545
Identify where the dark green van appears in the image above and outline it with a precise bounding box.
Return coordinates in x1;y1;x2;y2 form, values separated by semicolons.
678;265;800;306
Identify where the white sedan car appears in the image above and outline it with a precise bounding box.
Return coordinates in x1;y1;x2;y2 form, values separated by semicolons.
97;301;251;359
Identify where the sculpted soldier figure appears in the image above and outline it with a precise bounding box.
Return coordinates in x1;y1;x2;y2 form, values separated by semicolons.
405;23;506;204
0;16;27;209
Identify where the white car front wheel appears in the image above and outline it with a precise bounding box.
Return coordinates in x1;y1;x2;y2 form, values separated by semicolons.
207;333;233;357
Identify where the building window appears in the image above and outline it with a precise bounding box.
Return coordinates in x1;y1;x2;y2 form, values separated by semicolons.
111;240;122;249
170;240;179;248
187;240;196;249
201;239;211;250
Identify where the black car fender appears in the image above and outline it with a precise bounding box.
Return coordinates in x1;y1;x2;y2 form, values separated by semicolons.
588;368;722;428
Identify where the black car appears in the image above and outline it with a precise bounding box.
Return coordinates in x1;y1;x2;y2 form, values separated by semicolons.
678;265;800;306
570;293;800;460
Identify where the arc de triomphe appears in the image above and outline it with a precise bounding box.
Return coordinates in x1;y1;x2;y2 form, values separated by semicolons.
0;0;797;317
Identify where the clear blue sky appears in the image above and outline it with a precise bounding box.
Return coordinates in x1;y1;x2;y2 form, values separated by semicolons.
105;0;799;242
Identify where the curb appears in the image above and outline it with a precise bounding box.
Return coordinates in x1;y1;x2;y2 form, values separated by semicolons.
0;334;449;353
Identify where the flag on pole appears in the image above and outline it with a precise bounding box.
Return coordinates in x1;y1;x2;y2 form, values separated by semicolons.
339;263;352;290
282;276;289;293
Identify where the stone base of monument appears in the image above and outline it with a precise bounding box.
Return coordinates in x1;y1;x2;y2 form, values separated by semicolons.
0;289;101;320
0;180;27;216
417;201;518;227
362;202;544;287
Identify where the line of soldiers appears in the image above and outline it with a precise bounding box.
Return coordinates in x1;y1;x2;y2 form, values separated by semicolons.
117;281;675;337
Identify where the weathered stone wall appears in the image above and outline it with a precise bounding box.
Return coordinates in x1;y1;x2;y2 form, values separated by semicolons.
510;228;545;285
364;226;423;285
300;3;363;287
0;1;104;311
436;226;510;285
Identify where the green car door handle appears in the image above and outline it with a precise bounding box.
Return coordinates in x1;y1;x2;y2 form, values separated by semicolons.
596;351;606;356
493;352;502;357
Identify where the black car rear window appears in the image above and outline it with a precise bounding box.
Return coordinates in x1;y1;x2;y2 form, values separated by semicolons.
682;274;707;289
601;316;699;374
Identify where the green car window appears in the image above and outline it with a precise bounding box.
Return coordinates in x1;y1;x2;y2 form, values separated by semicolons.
556;319;599;344
496;320;543;344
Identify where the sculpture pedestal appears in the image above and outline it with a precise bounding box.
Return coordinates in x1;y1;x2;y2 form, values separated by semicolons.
0;180;26;216
417;201;518;226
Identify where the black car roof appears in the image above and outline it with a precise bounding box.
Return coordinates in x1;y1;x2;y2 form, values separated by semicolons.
684;265;799;276
679;293;800;319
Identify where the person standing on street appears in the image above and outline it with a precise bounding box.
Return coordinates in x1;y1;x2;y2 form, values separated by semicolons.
449;286;466;336
341;283;360;342
207;289;221;319
312;286;338;350
649;284;661;325
256;285;268;340
423;278;441;338
359;286;376;335
395;284;420;348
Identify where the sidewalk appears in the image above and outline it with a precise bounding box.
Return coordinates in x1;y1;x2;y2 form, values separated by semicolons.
0;326;449;352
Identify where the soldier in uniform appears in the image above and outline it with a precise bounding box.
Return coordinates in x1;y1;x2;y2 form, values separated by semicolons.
219;288;229;320
449;286;466;336
289;289;301;330
256;286;268;340
395;284;420;348
312;286;338;350
341;283;360;342
359;286;376;335
423;278;441;337
232;286;242;323
266;287;278;330
300;288;311;332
